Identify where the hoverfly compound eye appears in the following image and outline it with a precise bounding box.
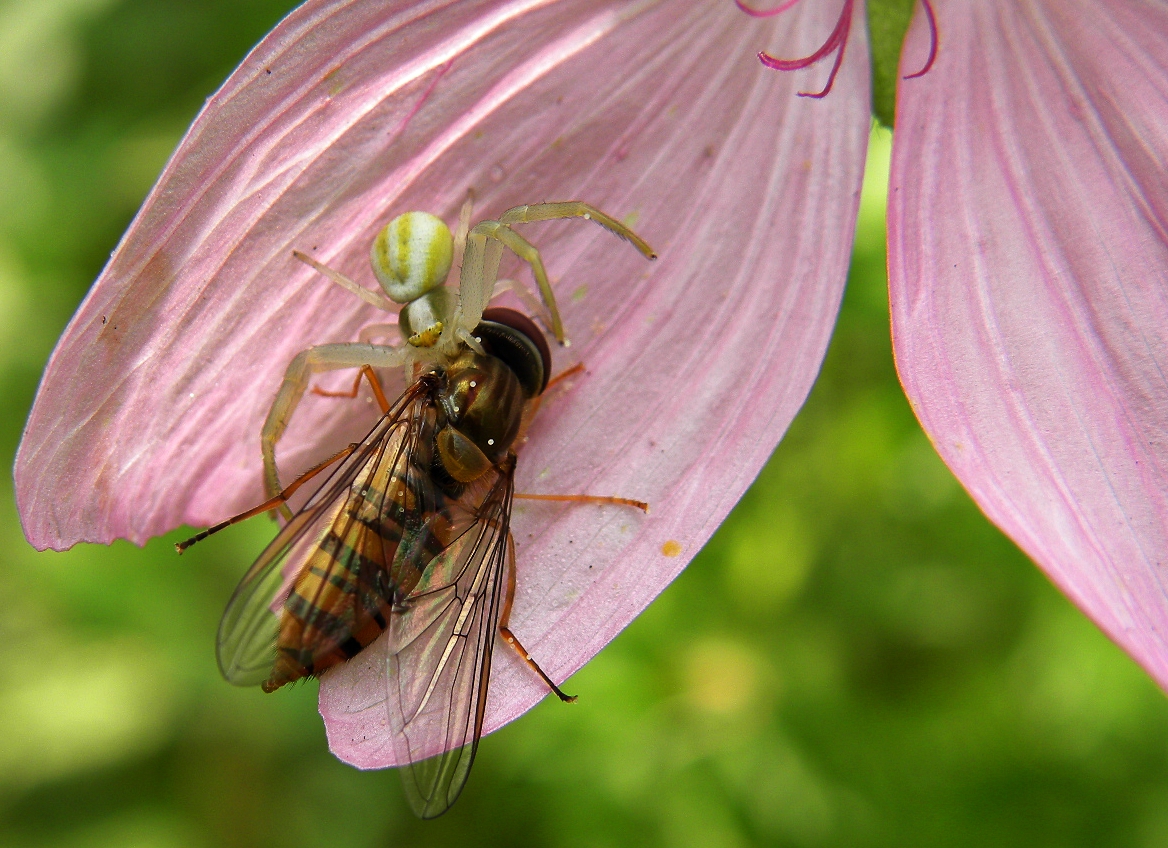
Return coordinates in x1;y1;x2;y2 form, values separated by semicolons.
370;211;453;304
476;307;552;397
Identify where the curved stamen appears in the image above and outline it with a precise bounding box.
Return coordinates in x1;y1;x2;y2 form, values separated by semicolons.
903;0;939;80
734;0;804;18
752;0;854;99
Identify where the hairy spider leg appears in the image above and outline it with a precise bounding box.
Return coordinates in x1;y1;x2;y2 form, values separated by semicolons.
498;201;657;261
464;222;567;345
455;202;657;349
492;277;556;337
262;343;407;512
452;192;474;262
292;250;396;312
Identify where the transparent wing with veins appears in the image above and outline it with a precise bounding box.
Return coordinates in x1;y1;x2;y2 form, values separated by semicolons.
216;378;437;688
386;460;515;819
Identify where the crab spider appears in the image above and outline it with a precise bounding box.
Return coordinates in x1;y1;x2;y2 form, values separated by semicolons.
263;201;656;505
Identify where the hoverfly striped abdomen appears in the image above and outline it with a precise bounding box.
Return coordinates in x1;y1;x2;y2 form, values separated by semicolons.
264;398;452;692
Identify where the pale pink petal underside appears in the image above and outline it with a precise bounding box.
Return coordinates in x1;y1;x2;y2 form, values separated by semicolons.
16;0;870;767
889;0;1168;688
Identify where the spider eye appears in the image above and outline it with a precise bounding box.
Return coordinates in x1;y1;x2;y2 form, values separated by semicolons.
370;211;453;303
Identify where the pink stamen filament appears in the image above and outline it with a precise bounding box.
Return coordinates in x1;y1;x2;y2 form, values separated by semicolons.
734;0;804;18
903;0;938;79
752;0;853;99
739;0;939;96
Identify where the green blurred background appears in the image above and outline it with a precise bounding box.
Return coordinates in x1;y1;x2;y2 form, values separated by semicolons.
4;2;1168;846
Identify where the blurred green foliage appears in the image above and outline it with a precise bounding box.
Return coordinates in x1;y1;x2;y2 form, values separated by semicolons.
867;0;916;127
3;2;1168;847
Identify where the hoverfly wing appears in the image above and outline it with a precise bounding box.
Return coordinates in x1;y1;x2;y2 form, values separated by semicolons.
216;379;436;688
216;502;340;685
387;459;515;818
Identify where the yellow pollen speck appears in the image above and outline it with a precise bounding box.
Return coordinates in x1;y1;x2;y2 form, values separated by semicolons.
661;540;682;557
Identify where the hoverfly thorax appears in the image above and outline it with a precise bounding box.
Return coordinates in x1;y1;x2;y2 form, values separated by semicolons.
435;308;550;483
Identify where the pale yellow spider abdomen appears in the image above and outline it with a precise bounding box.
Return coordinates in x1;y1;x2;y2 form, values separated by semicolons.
370;211;454;304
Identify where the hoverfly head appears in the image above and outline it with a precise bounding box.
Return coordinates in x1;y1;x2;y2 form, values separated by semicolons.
475;307;551;398
435;307;551;483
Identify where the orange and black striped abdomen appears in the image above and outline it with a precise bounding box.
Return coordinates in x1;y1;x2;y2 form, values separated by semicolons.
264;433;452;692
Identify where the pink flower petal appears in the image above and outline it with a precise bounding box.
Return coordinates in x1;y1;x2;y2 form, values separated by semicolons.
889;0;1168;688
16;0;870;768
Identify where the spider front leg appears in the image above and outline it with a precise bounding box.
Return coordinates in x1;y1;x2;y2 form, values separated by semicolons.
463;221;568;344
451;201;657;350
499;201;657;260
262;342;409;511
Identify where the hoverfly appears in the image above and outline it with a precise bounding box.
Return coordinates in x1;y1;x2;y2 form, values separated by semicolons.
178;201;655;817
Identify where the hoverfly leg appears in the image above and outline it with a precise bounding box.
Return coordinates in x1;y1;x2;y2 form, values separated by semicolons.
512;363;588;445
516;363;648;510
544;362;585;393
310;365;391;413
499;624;576;703
175;440;359;553
500;533;577;703
311;370;364;400
514;492;649;512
